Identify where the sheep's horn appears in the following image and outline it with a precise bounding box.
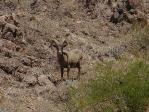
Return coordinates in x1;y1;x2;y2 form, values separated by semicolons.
50;39;59;48
62;40;68;48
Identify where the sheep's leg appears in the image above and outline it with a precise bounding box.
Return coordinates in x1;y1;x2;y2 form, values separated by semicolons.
1;27;12;38
77;67;81;79
1;24;5;33
0;25;2;34
67;66;70;79
61;67;64;80
12;29;18;39
77;65;81;80
1;27;5;38
1;29;7;38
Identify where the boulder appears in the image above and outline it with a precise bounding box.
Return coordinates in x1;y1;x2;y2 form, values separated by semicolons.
38;75;53;86
23;75;37;87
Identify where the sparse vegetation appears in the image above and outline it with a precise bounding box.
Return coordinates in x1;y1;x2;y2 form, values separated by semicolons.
0;0;149;111
128;25;149;59
67;57;149;112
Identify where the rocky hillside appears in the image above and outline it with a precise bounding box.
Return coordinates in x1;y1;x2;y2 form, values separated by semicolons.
0;0;148;112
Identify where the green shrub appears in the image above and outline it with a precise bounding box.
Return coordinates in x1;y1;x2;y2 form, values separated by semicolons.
67;60;149;112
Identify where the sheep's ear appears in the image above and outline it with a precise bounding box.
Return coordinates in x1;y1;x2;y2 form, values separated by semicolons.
62;40;68;48
50;40;58;48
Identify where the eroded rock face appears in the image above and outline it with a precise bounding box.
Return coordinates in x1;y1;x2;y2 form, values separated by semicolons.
0;58;20;75
0;0;147;112
56;82;69;101
34;82;58;100
126;0;140;11
108;0;146;24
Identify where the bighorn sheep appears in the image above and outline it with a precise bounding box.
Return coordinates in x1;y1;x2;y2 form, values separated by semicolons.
7;13;20;27
1;23;23;40
0;15;9;32
50;39;83;80
0;14;20;33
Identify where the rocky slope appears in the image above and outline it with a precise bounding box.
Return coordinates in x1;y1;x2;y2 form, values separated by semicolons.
0;0;148;112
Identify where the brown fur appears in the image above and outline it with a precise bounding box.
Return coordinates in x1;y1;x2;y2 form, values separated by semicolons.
0;14;20;36
50;39;83;80
1;23;23;39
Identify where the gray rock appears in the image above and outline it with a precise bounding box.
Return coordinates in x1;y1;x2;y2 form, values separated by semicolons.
23;75;37;86
56;82;69;101
34;81;58;101
38;75;52;86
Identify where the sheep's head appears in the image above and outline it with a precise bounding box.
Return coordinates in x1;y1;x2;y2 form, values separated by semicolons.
111;3;118;12
50;39;68;55
15;29;23;39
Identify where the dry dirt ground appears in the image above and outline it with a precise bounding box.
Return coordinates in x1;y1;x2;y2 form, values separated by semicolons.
0;0;148;112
